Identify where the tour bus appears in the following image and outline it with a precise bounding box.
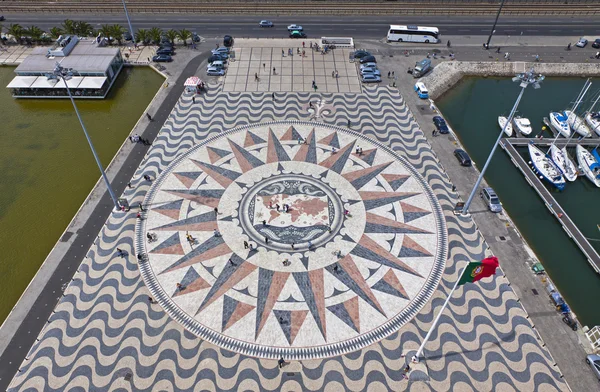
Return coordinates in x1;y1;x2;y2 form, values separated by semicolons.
387;25;440;44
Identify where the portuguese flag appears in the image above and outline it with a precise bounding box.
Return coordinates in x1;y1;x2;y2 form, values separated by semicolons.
458;257;499;286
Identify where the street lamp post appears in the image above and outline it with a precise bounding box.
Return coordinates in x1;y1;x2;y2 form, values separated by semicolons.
461;69;544;215
49;63;121;210
485;0;506;49
121;0;135;43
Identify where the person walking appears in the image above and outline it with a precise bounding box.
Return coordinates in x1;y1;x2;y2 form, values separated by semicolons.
447;40;451;48
272;92;275;100
278;357;285;369
265;236;269;244
255;73;259;81
273;67;276;75
332;70;335;78
244;241;249;249
496;47;501;54
347;119;351;128
192;96;195;104
263;63;266;70
387;71;391;78
335;70;339;78
146;113;152;121
282;49;285;57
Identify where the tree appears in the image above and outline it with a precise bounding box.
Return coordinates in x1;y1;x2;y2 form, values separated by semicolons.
111;25;125;46
149;27;162;45
99;24;113;43
165;29;178;46
177;29;191;46
75;21;94;37
49;27;63;40
25;26;44;44
61;19;77;35
6;24;24;44
135;29;149;45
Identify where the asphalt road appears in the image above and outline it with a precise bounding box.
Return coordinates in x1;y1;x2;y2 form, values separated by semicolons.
3;14;600;39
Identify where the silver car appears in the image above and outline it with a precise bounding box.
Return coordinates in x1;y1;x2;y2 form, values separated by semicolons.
259;20;274;27
207;67;225;76
360;68;381;77
359;62;377;71
480;187;502;213
361;74;381;83
586;354;600;380
576;37;588;48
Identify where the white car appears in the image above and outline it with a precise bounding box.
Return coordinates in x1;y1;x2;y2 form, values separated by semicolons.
576;37;588;48
259;20;274;28
360;68;381;77
207;67;225;76
359;63;378;71
287;24;303;31
361;74;381;83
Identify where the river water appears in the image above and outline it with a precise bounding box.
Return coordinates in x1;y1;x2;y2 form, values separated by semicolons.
437;76;600;327
0;66;163;323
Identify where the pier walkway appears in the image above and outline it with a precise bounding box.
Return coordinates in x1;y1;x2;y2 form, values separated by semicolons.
500;139;600;274
508;137;600;147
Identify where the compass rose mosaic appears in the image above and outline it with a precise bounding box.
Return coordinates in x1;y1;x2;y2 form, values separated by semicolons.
136;121;447;360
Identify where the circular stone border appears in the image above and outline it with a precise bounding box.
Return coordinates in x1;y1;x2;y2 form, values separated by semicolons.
136;120;448;360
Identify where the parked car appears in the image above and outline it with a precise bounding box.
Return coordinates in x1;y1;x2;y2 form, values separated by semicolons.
156;48;174;55
192;32;200;42
259;20;274;27
360;68;381;77
352;50;371;59
287;24;303;31
576;37;588;48
124;31;133;41
207;67;225;76
412;58;432;78
290;30;306;39
414;81;429;99
454;149;472;166
361;74;381;83
212;46;230;55
359;63;378;71
433;116;449;134
209;60;226;70
586;354;600;380
208;55;227;64
0;16;5;22
359;55;377;64
152;54;172;62
159;43;174;51
480;187;502;213
223;35;234;47
592;38;600;49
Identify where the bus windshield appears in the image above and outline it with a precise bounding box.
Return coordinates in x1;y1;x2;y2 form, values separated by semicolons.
387;25;440;44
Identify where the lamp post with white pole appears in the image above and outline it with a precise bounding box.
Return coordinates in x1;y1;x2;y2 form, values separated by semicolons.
121;0;135;43
461;69;544;215
49;62;120;210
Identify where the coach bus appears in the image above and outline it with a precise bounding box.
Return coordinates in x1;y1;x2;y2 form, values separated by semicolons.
387;25;440;44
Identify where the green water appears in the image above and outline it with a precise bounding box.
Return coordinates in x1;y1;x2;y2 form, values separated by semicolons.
437;77;600;327
0;66;163;323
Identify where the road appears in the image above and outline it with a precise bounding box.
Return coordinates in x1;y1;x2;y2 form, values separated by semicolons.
3;14;600;39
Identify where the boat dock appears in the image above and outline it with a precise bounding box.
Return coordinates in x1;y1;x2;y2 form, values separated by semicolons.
500;139;600;274
508;137;600;147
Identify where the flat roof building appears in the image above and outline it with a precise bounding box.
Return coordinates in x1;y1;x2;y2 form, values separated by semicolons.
7;36;124;99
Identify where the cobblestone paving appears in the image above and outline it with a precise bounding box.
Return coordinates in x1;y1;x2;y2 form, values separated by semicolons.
7;86;568;391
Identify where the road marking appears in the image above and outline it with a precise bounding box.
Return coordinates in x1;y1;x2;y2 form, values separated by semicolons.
344;29;357;31
458;29;471;32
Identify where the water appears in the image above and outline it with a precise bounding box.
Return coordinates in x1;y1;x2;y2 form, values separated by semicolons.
437;76;600;327
0;66;163;323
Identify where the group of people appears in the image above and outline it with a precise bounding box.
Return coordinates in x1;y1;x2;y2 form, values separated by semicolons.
129;134;151;145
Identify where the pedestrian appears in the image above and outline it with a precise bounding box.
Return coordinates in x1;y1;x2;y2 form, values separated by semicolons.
447;40;451;48
139;202;145;211
313;85;317;92
335;70;339;78
229;258;235;266
310;42;313;49
333;265;339;273
244;241;249;249
214;229;221;237
392;71;395;77
263;219;267;226
272;92;275;100
265;236;269;244
331;147;336;154
214;207;219;215
276;204;280;211
148;296;156;304
273;67;276;75
143;174;151;181
332;70;335;78
496;47;501;53
302;41;305;48
127;182;132;188
116;248;124;257
432;129;436;136
312;80;315;87
176;283;183;291
309;102;313;108
356;146;360;154
146;113;152;121
147;57;150;62
269;201;273;208
278;357;285;369
347;119;351;128
263;63;266;70
452;185;457;192
192;96;196;104
136;212;142;219
302;50;305;57
388;71;391;78
255;73;259;81
297;47;300;54
291;242;295;250
282;49;285;57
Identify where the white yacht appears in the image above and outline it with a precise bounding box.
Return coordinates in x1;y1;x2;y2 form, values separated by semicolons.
498;116;513;137
528;143;566;190
513;116;532;135
575;145;600;187
585;112;600;137
564;110;591;137
548;144;578;182
549;112;571;138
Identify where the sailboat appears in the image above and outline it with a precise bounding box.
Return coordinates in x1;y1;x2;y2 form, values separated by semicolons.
564;110;591;137
549;144;578;181
548;111;571;138
584;92;600;136
513;116;532;135
498;116;513;136
528;142;566;190
575;145;600;187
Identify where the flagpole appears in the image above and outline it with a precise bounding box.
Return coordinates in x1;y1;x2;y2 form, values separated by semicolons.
412;267;466;363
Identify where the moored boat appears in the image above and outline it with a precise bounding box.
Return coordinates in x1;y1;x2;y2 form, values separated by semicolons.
575;145;600;187
498;116;513;137
564;110;591;137
585;112;600;137
528;142;566;190
549;111;571;138
513;116;532;135
548;144;578;182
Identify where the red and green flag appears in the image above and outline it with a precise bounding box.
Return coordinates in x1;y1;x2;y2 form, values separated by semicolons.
458;256;499;286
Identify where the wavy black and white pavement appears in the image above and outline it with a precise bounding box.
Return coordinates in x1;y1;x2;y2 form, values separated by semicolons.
8;87;568;391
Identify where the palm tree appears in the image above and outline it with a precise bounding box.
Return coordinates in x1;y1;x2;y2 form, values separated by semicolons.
99;24;113;43
111;25;125;46
49;27;63;40
148;27;162;45
75;21;94;37
135;29;149;45
165;29;178;46
26;26;44;44
6;24;24;44
177;29;191;46
61;19;77;35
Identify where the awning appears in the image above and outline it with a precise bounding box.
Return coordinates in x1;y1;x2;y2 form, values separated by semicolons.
184;76;201;87
6;76;39;88
30;77;60;89
65;76;85;89
78;76;107;89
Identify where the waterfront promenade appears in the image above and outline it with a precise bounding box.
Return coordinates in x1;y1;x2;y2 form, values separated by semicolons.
1;36;599;390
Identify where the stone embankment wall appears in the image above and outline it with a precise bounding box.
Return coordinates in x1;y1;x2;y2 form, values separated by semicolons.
423;61;600;100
